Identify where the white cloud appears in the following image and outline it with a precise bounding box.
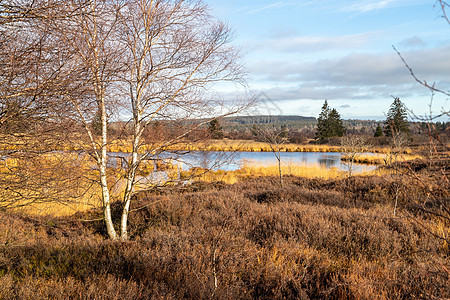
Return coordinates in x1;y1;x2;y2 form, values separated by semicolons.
251;45;450;87
251;32;378;53
248;2;285;14
341;0;429;13
344;0;399;12
233;1;298;15
246;45;450;104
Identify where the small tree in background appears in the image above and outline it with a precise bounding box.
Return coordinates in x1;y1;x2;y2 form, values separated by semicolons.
384;97;409;137
316;100;345;141
316;100;331;141
374;124;383;137
340;135;370;177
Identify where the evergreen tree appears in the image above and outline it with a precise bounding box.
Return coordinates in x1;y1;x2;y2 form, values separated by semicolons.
374;124;383;137
384;97;409;137
328;108;345;137
316;100;345;141
316;100;331;141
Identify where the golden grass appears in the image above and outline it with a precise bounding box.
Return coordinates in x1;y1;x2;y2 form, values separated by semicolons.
15;191;102;217
163;139;345;153
1;142;404;216
176;139;415;154
188;162;381;184
0;153;102;216
2;153;184;217
2;149;383;216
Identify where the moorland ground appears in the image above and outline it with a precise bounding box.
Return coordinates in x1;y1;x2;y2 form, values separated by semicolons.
0;170;448;299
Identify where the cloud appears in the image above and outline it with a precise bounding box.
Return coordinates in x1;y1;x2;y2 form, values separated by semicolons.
251;45;450;87
253;32;376;53
247;45;450;102
341;0;429;13
343;0;400;12
248;2;284;14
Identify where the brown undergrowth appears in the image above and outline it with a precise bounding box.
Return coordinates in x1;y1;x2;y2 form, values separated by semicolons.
0;175;448;299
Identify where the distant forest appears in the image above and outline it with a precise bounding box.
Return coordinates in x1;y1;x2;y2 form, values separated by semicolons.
222;115;382;132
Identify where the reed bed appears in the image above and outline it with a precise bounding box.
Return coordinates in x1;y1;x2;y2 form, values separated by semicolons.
189;163;381;184
0;153;103;216
160;139;409;154
2;149;382;216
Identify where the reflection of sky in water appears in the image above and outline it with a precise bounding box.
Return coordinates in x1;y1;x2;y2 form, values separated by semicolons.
108;151;377;174
177;151;376;173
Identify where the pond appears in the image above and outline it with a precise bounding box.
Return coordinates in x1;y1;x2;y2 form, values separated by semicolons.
155;151;378;174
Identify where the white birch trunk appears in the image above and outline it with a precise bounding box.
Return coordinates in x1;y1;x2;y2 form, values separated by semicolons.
120;85;142;240
100;93;118;240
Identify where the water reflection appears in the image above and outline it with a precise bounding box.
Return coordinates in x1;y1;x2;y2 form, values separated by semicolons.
181;151;376;173
318;155;339;168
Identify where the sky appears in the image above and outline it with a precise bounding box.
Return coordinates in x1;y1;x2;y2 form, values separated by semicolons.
204;0;450;120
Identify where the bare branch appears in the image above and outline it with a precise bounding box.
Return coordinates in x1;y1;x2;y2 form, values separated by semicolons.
393;45;450;98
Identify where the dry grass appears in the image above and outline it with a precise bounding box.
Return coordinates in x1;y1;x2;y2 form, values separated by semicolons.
1;132;416;156
191;164;347;184
0;152;186;216
160;139;412;155
0;153;102;216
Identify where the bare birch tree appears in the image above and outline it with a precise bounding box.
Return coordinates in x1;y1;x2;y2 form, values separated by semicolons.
114;0;244;240
42;0;244;240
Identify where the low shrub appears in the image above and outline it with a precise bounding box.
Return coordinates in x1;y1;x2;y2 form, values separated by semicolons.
0;175;447;299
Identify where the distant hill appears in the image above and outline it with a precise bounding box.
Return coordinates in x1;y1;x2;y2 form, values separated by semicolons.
222;115;317;131
220;115;386;134
111;115;385;134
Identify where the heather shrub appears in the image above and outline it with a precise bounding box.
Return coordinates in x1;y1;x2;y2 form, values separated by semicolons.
0;175;447;299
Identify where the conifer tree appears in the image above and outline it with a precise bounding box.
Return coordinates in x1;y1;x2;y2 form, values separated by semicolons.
316;100;345;141
317;100;331;141
384;97;409;137
328;108;345;137
374;124;383;137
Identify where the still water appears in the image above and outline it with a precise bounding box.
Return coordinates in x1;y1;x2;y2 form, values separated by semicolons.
161;151;377;173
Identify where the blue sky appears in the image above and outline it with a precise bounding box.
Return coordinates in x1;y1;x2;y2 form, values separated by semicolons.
205;0;450;120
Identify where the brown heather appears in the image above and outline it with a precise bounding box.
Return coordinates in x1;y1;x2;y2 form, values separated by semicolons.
0;175;448;299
